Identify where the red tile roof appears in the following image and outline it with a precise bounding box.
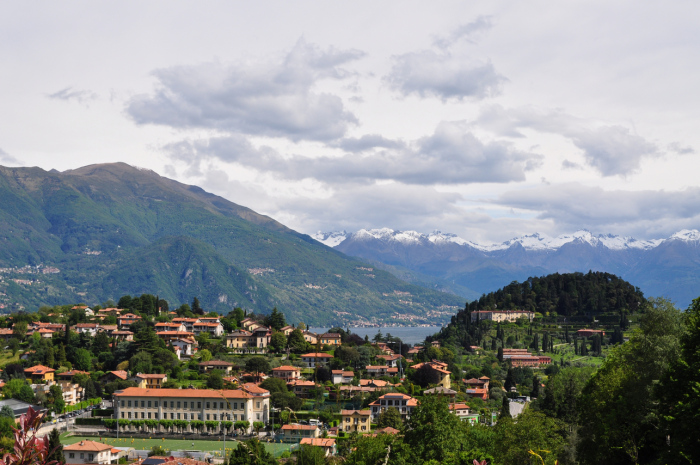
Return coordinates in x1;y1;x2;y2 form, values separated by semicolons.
282;424;317;431
302;353;333;358
24;365;55;375
64;440;111;452
300;438;335;447
114;387;252;399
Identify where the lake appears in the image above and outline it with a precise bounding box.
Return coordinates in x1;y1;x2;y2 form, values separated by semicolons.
308;325;442;345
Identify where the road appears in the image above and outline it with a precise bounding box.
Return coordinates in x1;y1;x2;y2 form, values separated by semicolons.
36;406;99;438
508;400;526;418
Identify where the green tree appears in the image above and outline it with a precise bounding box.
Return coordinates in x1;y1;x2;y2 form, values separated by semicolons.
296;445;326;465
577;298;684;464
0;406;14;419
199;349;212;362
47;428;65;464
73;348;92;371
245;357;270;378
148;445;170;457
376;406;402;430
268;332;286;353
17;384;35;403
8;339;19;357
229;438;276;465
12;321;27;340
265;308;286;331
658;296;700;463
207;370;224;389
494;410;567;465
287;329;308;353
130;351;153;374
192;297;203;315
403;395;467;464
499;396;511;420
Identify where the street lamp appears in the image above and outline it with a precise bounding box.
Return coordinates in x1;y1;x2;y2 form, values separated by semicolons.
112;395;119;442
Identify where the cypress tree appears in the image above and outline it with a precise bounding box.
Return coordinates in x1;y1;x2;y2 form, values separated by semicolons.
500;396;512;419
47;428;65;464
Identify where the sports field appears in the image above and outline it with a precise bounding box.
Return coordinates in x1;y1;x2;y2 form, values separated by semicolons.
61;435;292;457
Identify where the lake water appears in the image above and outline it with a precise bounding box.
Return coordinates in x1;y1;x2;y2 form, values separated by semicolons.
309;325;442;345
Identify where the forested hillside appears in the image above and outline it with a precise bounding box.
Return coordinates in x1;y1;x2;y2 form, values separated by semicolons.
0;163;463;324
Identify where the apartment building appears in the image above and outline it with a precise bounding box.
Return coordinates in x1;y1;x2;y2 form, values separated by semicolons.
64;440;116;464
331;370;354;385
271;366;301;382
113;387;269;433
301;353;333;368
469;310;534;323
319;333;341;346
192;321;224;337
281;424;319;443
409;360;451;389
369;393;418;420
155;322;187;332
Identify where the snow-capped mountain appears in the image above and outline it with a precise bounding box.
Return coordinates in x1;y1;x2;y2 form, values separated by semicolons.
313;228;700;307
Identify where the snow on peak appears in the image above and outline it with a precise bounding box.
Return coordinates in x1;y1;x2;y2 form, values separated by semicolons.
312;231;348;247
668;229;700;242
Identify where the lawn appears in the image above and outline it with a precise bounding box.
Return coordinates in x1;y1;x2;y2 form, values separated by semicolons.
61;435;293;457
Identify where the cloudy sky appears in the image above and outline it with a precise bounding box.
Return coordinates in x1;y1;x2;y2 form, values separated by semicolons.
2;1;699;243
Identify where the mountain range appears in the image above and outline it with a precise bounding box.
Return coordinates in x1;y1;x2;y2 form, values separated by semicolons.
0;163;464;325
313;228;700;308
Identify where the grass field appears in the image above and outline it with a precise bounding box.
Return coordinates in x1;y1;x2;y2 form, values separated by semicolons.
61;435;293;457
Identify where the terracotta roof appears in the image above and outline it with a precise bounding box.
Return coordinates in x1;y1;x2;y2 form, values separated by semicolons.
193;322;221;327
198;360;233;367
375;427;400;435
320;333;341;338
300;438;336;447
282;424;317;431
107;370;128;380
24;365;55;375
332;370;354;376
114;387;251;399
340;409;370;415
449;403;470;410
240;383;270;395
149;456;208;465
57;370;90;377
272;365;300;371
75;323;98;328
64;440;111;452
156;331;195;337
301;353;333;358
136;374;167;379
112;331;134;335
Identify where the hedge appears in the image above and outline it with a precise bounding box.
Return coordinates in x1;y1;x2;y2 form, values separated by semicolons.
75;418;103;426
92;409;114;417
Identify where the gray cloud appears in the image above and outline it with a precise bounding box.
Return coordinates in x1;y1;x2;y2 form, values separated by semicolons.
47;87;98;105
478;105;660;176
165;121;541;185
128;38;364;142
385;50;505;101
432;16;494;49
492;183;700;237
668;142;695;155
333;134;405;152
0;148;21;165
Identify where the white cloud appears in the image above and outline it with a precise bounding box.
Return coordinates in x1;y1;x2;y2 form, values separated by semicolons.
46;87;98;106
127;38;364;142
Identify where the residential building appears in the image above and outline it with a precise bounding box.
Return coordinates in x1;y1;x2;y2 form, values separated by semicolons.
449;402;471;420
117;313;142;329
423;386;457;398
365;366;398;377
463;377;490;391
374;342;394;355
101;371;128;383
172;318;199;332
192;321;224;337
369;393;418;420
226;330;254;349
331;370;354;384
302;331;318;345
135;374;167;389
287;380;318;398
24;365;55;383
171;339;194;359
301;353;333;367
56;370;90;381
319;333;341;346
240;318;262;331
376;354;403;368
198;360;233;375
0;328;13;340
340;409;371;433
64;440;116;464
409;360;451;389
57;380;84;405
271;366;301;382
155;322;187;332
71;306;94;317
281;424;319;443
113;387;268;433
156;331;195;344
509;356;552;367
279;325;295;336
71;323;99;336
299;438;337;456
112;330;134;342
469;310;535;323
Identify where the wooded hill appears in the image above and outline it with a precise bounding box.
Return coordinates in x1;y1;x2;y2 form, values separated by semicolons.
433;271;646;348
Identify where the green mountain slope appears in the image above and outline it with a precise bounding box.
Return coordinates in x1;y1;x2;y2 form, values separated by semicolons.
0;163;464;324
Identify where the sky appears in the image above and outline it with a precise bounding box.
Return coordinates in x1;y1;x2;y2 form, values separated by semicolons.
1;1;699;243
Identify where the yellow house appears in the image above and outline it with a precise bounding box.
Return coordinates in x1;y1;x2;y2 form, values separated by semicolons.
409;360;451;389
340;409;371;433
135;373;167;389
320;333;341;346
24;365;55;383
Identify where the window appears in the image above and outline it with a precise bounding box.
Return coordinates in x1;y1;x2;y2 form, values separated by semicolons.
80;453;84;459
177;401;181;408
191;402;195;409
141;401;145;408
127;400;132;407
141;412;145;419
120;401;124;407
256;402;260;408
233;402;238;410
177;413;181;419
148;401;151;408
170;401;174;408
220;414;224;421
155;401;158;408
121;412;124;418
197;402;201;409
88;454;94;461
148;413;151;419
69;453;74;458
220;402;224;409
206;402;210;409
207;414;210;420
128;412;131;419
170;413;174;419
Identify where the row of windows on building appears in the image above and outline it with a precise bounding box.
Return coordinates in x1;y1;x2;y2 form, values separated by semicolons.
120;400;243;410
120;411;243;421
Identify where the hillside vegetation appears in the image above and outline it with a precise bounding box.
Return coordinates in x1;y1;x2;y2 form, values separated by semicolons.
0;163;463;324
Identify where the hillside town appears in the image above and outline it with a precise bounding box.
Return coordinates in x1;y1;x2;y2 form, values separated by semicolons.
0;287;650;465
